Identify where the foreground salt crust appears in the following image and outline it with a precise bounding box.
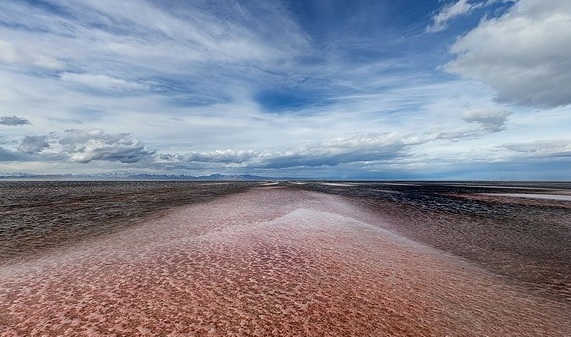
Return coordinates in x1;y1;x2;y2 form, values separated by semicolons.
1;188;570;336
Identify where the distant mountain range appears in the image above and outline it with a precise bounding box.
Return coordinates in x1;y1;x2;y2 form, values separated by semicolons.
0;172;275;181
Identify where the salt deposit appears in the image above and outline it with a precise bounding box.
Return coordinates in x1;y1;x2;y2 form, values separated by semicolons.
1;188;569;336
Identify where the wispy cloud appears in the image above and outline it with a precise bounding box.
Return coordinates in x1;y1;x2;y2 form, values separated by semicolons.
0;39;65;69
428;0;484;32
60;73;149;92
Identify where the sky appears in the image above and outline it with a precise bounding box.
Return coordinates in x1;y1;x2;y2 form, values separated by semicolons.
0;0;570;180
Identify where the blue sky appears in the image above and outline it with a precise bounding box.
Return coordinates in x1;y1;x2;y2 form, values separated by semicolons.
1;0;570;179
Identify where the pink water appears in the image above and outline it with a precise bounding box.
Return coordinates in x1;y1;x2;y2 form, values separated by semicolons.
1;188;569;336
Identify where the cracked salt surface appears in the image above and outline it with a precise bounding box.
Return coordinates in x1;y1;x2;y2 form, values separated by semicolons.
1;188;570;336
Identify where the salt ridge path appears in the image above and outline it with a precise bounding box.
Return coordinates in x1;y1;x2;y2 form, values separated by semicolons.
1;187;570;336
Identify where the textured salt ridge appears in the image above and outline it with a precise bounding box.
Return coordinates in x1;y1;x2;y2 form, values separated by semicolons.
1;188;570;336
298;182;571;303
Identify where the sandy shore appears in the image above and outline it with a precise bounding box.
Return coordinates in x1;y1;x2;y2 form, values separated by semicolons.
1;187;570;336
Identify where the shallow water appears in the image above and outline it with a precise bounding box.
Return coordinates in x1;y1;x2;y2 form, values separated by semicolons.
1;182;570;336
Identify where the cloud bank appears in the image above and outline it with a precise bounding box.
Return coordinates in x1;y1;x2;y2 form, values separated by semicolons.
18;136;50;154
446;0;571;108
58;129;153;164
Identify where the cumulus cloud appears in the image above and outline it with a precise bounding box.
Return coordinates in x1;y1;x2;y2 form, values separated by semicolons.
428;0;484;33
59;129;154;163
161;150;259;165
18;135;50;154
446;0;571;107
0;116;31;126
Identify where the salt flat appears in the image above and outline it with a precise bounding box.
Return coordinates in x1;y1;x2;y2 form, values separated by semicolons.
1;187;569;336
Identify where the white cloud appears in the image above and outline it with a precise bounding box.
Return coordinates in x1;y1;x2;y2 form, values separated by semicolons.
58;129;154;163
0;39;65;69
260;132;416;169
184;150;258;164
153;132;418;170
60;72;148;92
446;0;571;107
428;0;484;33
0;0;308;70
0;40;19;64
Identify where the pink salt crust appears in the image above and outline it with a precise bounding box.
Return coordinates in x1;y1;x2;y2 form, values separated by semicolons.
1;188;570;336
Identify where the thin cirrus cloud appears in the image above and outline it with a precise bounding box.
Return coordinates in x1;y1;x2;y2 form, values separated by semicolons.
0;0;570;179
59;73;149;92
427;0;484;33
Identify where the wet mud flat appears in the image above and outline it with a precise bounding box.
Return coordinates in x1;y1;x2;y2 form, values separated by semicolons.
0;181;256;264
297;181;571;304
1;186;571;336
